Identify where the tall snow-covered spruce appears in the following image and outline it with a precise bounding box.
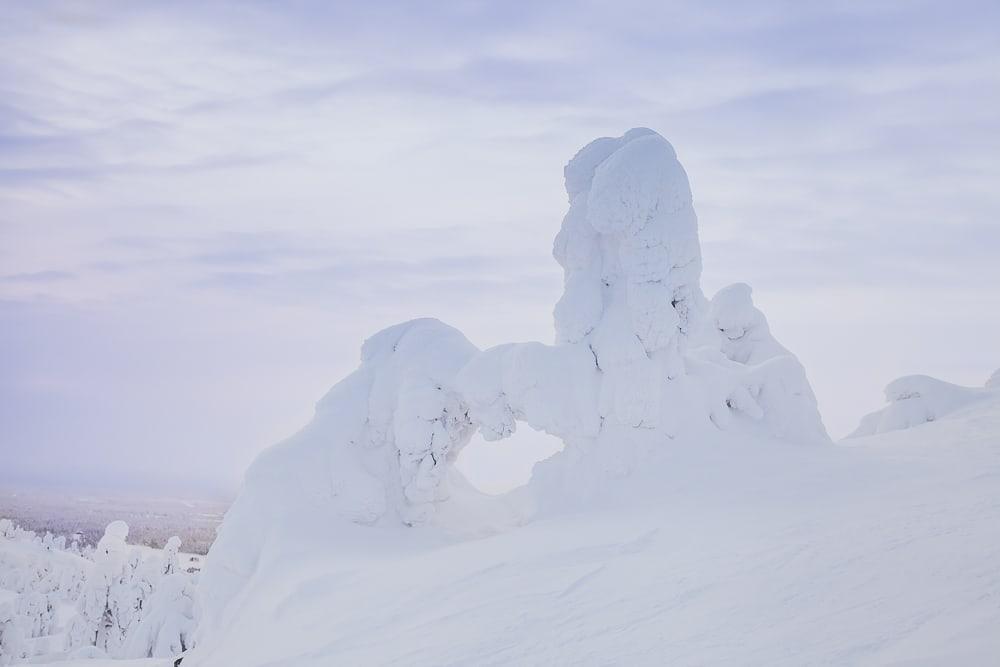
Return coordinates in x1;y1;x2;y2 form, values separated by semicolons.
193;129;829;653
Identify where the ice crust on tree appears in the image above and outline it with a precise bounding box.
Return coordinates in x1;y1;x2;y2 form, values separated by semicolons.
849;369;1000;437
195;129;830;648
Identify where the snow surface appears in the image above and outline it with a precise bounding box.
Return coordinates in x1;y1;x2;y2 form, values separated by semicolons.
188;393;1000;666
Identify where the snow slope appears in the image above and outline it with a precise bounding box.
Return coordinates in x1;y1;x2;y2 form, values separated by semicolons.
189;392;1000;666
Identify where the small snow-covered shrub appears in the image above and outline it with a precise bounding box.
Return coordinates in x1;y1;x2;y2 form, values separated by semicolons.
850;371;999;437
122;572;196;658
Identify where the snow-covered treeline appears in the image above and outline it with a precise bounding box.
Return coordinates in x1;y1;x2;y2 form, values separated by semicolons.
0;518;195;664
0;492;225;557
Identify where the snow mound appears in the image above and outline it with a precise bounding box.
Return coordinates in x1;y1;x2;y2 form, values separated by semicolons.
194;129;830;655
193;394;1000;667
849;370;1000;437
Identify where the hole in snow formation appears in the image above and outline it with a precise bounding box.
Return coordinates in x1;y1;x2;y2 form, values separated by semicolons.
455;427;564;495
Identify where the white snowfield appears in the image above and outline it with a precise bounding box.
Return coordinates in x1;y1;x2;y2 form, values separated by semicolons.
179;130;999;665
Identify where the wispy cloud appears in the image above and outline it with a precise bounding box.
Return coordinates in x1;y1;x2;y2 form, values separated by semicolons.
1;270;76;283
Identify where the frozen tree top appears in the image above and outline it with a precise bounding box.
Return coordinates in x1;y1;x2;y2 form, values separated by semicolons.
553;128;703;355
102;520;129;543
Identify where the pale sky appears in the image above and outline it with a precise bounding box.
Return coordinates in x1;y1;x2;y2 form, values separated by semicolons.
2;1;999;497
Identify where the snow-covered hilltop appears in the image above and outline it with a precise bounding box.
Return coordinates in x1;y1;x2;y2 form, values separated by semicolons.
2;129;987;667
194;129;830;653
174;129;1000;667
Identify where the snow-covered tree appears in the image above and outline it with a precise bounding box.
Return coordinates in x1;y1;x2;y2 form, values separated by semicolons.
552;129;707;430
162;536;182;576
122;572;196;658
68;520;131;652
0;606;27;666
14;592;54;639
197;128;832;644
1;517;195;663
709;283;791;365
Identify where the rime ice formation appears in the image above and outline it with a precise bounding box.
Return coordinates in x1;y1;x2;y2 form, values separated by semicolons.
709;283;790;364
555;128;703;349
694;282;827;446
849;369;1000;437
195;129;830;646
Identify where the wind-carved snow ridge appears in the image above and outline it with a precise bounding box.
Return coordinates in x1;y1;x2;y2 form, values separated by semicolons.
849;369;1000;437
194;129;830;653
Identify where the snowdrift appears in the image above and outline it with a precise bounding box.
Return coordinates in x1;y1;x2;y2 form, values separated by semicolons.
193;129;832;658
190;392;1000;666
